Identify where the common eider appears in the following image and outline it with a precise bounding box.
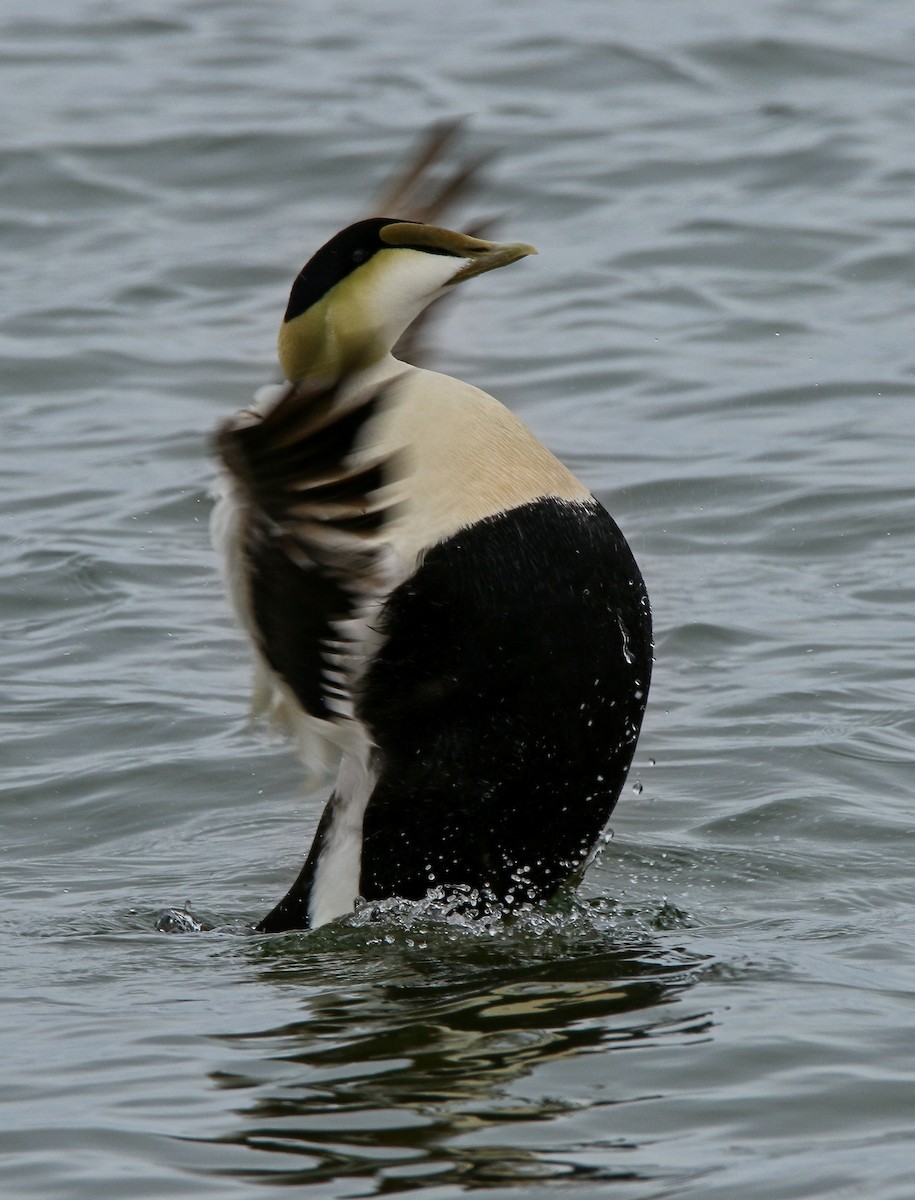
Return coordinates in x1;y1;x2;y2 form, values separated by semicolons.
212;202;652;934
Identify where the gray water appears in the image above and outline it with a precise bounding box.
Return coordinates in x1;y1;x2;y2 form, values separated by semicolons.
3;0;915;1196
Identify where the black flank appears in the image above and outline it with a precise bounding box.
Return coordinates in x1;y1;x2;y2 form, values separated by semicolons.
357;496;653;908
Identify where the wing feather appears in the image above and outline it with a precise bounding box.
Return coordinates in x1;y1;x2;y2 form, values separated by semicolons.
370;117;491;224
214;380;398;725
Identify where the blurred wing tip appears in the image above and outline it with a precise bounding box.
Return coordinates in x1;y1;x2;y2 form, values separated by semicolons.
368;117;492;225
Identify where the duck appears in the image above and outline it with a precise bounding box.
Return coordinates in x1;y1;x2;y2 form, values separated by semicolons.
211;151;652;934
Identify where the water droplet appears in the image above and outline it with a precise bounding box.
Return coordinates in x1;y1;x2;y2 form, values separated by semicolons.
632;780;643;795
617;616;634;664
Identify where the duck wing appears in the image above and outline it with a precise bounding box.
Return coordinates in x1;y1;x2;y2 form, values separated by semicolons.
214;379;399;725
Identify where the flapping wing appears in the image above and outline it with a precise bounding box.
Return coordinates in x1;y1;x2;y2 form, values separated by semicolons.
369;117;492;225
214;380;398;725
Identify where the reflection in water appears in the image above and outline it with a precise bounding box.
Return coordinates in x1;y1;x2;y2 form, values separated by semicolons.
201;906;712;1191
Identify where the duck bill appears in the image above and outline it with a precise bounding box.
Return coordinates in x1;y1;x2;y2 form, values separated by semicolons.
449;238;538;283
379;221;537;283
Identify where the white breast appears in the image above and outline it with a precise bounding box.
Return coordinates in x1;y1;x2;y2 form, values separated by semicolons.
362;363;592;570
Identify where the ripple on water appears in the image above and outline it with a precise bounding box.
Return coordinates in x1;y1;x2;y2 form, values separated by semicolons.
3;1;915;1197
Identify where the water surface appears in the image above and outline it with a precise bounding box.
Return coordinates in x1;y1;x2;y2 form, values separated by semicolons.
3;1;915;1196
